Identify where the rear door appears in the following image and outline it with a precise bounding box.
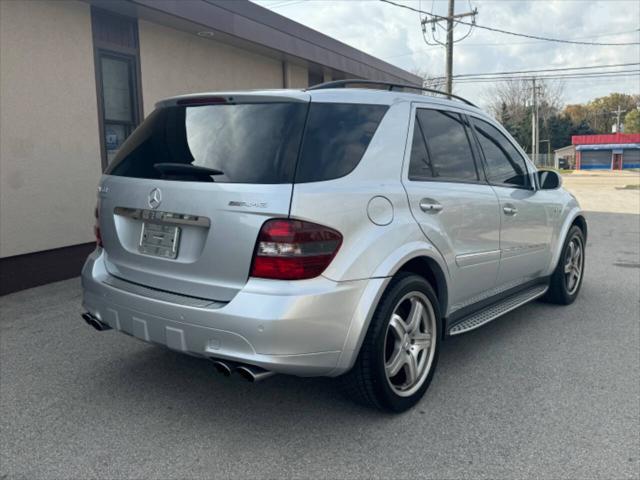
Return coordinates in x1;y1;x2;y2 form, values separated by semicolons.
468;116;554;288
98;94;309;301
402;106;501;311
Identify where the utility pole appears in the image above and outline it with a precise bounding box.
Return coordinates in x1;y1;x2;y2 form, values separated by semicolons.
611;105;627;133
421;0;477;96
531;78;540;163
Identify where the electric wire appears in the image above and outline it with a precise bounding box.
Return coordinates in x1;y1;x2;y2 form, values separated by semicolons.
380;0;640;46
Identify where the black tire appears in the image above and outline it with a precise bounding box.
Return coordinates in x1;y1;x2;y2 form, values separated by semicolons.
341;272;441;413
544;225;585;305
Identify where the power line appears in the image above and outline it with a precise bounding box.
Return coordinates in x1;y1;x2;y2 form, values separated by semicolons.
380;0;640;46
383;28;640;59
453;71;640;82
430;62;640;79
450;71;640;84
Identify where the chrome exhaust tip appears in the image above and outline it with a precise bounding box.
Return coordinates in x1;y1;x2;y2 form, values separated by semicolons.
82;312;112;331
211;360;233;377
236;365;276;382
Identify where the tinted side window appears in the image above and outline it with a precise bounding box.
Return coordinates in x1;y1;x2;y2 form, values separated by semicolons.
295;103;389;183
471;118;529;187
409;109;478;181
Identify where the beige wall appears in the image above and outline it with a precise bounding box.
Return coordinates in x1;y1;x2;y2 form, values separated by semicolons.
0;0;102;258
284;62;308;89
138;21;288;114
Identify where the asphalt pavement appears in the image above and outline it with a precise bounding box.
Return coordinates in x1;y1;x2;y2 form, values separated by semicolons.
1;211;639;479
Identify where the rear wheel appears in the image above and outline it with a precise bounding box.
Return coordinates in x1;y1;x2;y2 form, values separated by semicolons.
545;225;585;305
342;273;440;412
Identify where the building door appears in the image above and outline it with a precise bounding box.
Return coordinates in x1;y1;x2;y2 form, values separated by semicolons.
91;8;142;170
96;53;138;164
612;153;623;170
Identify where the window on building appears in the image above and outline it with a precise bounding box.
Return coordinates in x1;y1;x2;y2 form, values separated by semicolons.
308;70;324;87
409;109;478;181
98;53;138;164
471;117;529;187
91;8;142;169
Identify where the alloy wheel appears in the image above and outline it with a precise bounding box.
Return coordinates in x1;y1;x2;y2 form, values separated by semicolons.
383;292;437;397
564;235;584;295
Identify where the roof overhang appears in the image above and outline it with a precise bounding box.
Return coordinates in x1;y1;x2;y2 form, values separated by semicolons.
576;143;640;151
85;0;422;85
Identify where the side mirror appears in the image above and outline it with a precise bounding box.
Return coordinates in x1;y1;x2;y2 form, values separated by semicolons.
537;170;562;190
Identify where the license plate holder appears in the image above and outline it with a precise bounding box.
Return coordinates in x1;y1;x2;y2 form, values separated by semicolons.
139;222;181;259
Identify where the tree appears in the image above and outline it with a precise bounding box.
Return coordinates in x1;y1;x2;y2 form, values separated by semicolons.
563;93;640;134
624;109;640;133
563;104;590;126
572;120;595;136
545;114;574;149
483;79;564;152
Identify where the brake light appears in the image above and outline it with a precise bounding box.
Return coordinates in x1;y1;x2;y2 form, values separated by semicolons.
250;219;342;280
176;96;229;106
94;204;102;247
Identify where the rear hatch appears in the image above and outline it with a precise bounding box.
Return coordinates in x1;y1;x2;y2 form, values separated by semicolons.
98;93;309;301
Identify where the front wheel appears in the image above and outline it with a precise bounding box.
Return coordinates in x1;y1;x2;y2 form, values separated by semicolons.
342;273;441;412
544;225;585;305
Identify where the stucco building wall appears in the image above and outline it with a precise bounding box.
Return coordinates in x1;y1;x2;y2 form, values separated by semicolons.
0;0;102;257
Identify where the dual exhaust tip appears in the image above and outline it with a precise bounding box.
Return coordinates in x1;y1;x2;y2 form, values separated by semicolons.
82;312;273;382
82;312;112;331
211;360;275;382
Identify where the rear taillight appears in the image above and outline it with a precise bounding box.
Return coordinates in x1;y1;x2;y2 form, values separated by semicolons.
250;219;342;280
94;204;102;247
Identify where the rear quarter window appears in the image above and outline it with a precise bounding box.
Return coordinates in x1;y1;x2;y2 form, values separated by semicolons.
294;103;389;183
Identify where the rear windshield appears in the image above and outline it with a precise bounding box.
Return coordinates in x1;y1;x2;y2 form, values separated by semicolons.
107;102;388;184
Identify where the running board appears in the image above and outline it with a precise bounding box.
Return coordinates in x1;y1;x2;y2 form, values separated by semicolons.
448;284;548;336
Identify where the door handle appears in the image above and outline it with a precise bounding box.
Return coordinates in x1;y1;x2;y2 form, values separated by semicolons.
419;199;443;213
503;205;518;215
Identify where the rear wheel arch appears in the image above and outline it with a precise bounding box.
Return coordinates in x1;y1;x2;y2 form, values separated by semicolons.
572;214;587;241
395;256;448;321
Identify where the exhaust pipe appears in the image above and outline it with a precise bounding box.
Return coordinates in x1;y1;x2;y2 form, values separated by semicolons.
82;312;112;331
210;358;275;382
236;364;275;382
211;360;233;377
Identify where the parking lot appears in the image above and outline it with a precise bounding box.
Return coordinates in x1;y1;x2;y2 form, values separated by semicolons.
1;173;639;479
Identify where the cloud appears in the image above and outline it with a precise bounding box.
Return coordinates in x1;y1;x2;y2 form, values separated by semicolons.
255;0;640;105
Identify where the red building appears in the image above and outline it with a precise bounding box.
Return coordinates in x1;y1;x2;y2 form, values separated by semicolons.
573;133;640;170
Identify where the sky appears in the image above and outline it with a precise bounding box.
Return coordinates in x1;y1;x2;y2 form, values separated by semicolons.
253;0;640;108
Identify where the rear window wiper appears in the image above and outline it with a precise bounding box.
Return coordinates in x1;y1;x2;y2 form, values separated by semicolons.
154;163;224;180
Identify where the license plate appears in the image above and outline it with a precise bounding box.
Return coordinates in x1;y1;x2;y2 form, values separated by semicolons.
139;222;181;259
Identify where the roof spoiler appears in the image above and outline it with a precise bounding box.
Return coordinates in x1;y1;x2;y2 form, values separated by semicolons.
307;79;477;108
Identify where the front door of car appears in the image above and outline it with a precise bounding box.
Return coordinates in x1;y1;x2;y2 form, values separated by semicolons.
402;106;501;312
468;116;555;289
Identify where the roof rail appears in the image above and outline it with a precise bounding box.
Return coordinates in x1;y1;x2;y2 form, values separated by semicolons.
306;79;477;107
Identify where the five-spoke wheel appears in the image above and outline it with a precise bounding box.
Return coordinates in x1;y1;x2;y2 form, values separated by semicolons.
545;224;586;305
343;273;441;412
563;236;583;295
384;292;437;397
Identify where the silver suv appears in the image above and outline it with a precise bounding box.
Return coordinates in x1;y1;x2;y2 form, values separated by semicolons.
82;80;586;412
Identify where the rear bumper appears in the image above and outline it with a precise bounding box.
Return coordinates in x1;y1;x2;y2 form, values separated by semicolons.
81;249;371;376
